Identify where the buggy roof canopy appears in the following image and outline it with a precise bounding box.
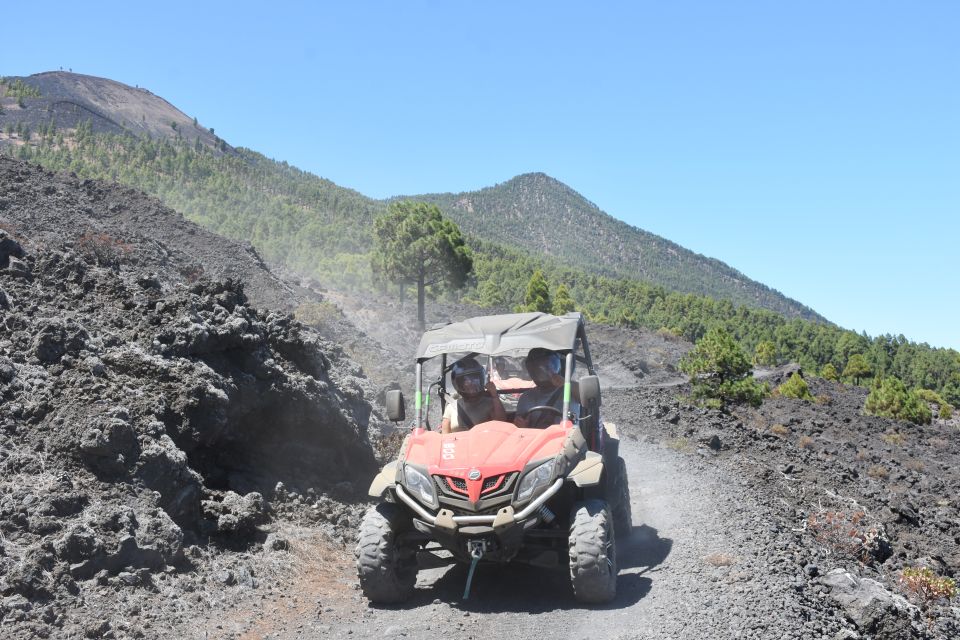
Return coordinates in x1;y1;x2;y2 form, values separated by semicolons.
416;312;584;361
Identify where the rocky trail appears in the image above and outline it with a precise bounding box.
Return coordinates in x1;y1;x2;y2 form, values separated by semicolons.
190;378;960;640
200;420;839;640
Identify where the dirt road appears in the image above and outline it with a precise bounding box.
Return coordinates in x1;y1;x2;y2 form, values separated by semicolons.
206;412;850;640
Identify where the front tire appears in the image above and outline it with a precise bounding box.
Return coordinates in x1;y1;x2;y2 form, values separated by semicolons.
569;499;617;603
355;502;417;603
612;456;633;536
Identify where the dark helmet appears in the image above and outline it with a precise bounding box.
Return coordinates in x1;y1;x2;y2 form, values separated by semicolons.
452;357;486;398
525;348;562;389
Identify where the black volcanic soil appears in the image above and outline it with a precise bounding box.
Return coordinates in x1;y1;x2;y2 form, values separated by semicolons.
0;157;958;639
0;156;303;311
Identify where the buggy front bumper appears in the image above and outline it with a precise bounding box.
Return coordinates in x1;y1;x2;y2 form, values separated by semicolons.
394;478;564;530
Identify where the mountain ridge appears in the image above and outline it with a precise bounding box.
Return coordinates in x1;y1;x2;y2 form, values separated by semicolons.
397;172;825;322
3;70;821;322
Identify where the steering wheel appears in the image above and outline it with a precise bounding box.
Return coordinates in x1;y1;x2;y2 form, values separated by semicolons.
524;405;564;424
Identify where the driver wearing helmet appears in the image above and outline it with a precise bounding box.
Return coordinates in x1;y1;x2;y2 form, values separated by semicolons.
440;357;507;434
514;348;580;429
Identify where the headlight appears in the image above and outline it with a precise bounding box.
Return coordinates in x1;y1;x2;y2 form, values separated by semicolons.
403;464;438;509
516;460;556;502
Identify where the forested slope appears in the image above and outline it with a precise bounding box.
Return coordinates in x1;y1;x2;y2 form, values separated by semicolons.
2;72;958;402
403;173;824;322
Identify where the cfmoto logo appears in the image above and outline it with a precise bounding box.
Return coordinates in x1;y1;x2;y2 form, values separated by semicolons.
467;469;481;481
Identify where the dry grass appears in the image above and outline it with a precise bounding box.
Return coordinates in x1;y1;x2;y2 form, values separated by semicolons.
664;437;693;453
815;393;833;405
770;423;790;437
797;435;815;450
855;449;869;461
929;437;950;450
905;459;925;473
867;465;889;479
704;552;737;567
880;431;906;446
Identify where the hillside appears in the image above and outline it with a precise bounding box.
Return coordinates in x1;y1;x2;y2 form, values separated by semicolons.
0;72;226;151
402;173;825;322
3;71;817;321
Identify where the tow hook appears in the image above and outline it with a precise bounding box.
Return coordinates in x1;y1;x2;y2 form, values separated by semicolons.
463;539;491;600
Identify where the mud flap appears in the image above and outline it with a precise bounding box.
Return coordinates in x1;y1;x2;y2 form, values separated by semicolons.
568;451;604;487
367;461;399;498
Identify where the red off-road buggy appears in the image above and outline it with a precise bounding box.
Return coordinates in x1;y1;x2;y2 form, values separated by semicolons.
356;312;631;603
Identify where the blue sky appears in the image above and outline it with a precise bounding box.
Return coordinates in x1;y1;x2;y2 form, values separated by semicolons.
4;1;958;349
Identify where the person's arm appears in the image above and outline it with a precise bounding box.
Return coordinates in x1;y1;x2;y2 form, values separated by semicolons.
440;402;455;434
486;381;507;422
514;391;530;428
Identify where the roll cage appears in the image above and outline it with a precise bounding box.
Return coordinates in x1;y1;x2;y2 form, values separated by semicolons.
413;312;596;429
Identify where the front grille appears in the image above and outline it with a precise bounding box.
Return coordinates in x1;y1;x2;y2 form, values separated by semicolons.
481;475;504;493
446;477;467;494
434;472;519;501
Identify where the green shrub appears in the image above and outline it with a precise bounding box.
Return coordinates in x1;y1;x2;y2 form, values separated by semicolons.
865;377;932;425
914;388;955;420
899;567;957;607
777;372;815;401
820;363;839;381
753;340;777;367
680;327;768;409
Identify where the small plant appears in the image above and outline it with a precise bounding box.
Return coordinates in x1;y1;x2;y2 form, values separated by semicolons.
880;431;906;446
177;263;205;284
294;301;340;326
770;423;790;437
776;372;815;401
807;509;888;564
797;435;815;449
904;459;924;473
78;232;132;265
867;465;889;479
704;552;737;567
899;567;957;607
665;437;692;453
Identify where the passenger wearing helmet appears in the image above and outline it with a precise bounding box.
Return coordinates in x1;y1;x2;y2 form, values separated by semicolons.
440;357;507;434
514;348;580;429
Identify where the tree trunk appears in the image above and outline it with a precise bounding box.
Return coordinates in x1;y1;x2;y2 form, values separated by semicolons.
417;273;426;331
399;282;405;308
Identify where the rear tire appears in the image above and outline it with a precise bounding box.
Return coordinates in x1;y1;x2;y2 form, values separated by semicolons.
355;502;416;603
612;456;633;536
568;499;617;604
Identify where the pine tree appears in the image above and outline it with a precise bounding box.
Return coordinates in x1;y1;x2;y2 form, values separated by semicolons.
371;201;473;329
865;377;931;425
519;270;552;313
679;327;767;409
820;363;839;381
553;282;575;314
753;340;777;366
843;354;872;386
